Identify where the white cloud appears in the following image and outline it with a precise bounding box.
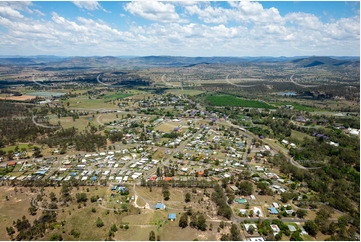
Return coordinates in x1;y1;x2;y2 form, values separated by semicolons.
0;2;358;56
185;1;284;25
0;2;33;14
185;5;229;24
34;9;45;17
73;1;110;13
124;1;186;23
0;6;24;19
285;12;323;30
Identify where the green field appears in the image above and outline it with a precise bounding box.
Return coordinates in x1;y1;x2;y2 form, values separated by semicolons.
290;130;315;141
102;93;133;99
65;97;117;109
165;89;206;96
0;144;30;153
206;95;275;109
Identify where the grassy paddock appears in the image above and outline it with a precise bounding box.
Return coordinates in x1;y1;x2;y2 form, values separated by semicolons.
206;95;275;109
165;89;206;96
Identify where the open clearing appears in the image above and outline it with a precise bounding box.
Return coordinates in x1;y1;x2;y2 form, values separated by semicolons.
206;95;275;109
0;95;36;101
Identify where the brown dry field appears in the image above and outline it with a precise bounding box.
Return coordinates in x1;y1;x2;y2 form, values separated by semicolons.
0;95;36;101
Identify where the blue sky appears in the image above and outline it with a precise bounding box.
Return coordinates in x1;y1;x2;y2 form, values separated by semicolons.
0;1;359;56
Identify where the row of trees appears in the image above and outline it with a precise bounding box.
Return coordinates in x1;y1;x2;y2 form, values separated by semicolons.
179;212;207;231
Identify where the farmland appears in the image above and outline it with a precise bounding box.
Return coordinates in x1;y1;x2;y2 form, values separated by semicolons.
206;95;275;109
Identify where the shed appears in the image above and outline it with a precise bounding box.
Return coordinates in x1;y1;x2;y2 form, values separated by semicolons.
155;202;165;210
285;210;294;215
168;213;176;221
288;225;297;232
268;207;279;214
35;170;47;175
8;161;17;166
230;185;239;191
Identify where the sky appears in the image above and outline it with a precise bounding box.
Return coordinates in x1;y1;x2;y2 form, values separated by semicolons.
0;1;359;57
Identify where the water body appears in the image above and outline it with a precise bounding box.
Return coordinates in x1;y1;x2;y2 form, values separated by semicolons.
277;91;297;96
27;91;66;97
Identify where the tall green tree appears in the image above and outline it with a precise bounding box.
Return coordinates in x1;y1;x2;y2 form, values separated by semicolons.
149;231;156;241
179;213;188;228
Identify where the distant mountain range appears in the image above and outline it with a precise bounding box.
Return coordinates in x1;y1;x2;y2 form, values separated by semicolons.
0;55;359;68
291;56;360;68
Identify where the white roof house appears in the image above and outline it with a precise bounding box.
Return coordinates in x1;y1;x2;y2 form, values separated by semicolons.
271;224;280;235
249;237;264;242
281;139;289;145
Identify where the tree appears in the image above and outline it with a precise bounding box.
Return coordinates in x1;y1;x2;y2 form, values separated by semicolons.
238;181;254;196
163;190;170;200
6;226;15;238
304;221;319;236
290;231;303;241
296;209;308;219
49;192;57;202
149;231;156;241
111;224;118;232
141;178;146;186
190;214;197;228
248;225;255;235
197;214;207;231
96;217;104;227
230;224;241;240
76;193;88;203
179;213;188;228
50;233;63;241
220;234;231;241
28;205;37;216
185;193;191;203
280;192;294;203
219;221;225;229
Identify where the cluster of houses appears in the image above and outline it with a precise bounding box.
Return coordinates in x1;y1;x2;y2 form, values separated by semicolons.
244;221;308;241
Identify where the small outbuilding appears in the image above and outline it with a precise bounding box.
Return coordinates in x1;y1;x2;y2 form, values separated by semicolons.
168;213;176;221
268;207;279;214
155;202;166;210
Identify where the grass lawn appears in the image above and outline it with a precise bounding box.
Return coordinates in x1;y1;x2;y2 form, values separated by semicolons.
48;115;97;131
0;144;31;153
206;95;275;109
290;130;315;141
102;93;133;100
165;89;206;96
65;97;118;109
155;123;177;133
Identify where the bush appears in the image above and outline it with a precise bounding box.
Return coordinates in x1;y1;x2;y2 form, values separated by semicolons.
96;217;104;227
